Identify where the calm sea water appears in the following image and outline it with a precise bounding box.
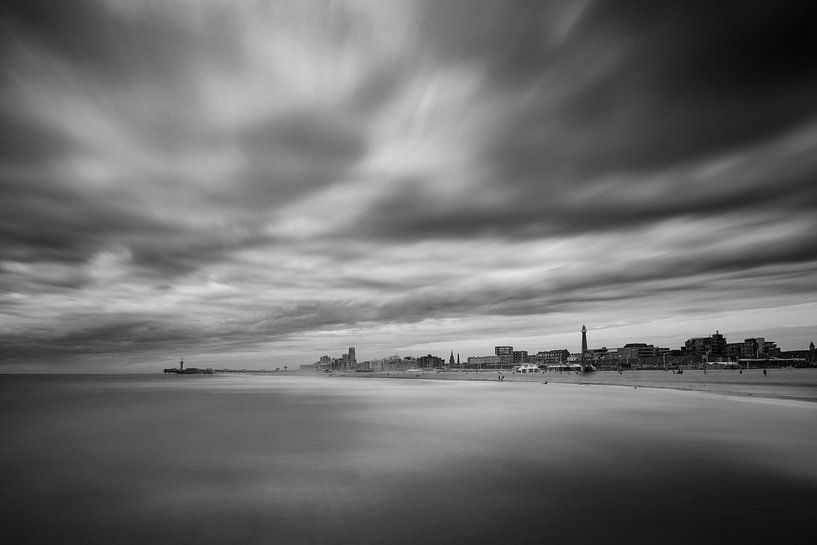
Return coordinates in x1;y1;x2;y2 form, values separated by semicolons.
2;374;815;544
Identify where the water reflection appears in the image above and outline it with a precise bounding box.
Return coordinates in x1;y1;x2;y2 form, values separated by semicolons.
1;375;815;544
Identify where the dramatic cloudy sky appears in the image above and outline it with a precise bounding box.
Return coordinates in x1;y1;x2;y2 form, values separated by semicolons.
2;0;816;371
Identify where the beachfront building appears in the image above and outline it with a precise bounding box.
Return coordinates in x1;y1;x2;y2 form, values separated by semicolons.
512;350;529;363
418;354;445;369
391;356;417;370
779;342;816;365
723;338;781;362
301;355;333;370
495;346;513;366
684;331;727;358
468;355;502;369
585;347;626;370
618;343;660;359
535;349;570;365
741;338;779;358
725;342;743;361
606;343;670;368
585;346;610;360
303;348;360;371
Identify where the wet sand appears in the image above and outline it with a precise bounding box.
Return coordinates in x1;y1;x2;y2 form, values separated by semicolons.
3;373;816;544
327;367;817;402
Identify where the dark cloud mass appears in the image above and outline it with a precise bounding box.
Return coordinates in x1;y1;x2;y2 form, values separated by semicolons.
1;1;816;369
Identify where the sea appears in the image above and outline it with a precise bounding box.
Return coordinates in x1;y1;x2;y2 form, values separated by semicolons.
2;373;815;544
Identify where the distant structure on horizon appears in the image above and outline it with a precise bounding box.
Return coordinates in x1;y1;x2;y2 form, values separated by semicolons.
163;355;213;375
581;325;588;355
297;327;816;373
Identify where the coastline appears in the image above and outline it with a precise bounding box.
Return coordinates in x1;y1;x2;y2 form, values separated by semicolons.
320;367;817;403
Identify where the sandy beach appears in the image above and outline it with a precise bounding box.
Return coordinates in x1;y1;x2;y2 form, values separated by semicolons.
4;373;817;545
325;367;817;402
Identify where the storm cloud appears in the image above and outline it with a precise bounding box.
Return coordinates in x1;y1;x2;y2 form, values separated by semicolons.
1;0;816;370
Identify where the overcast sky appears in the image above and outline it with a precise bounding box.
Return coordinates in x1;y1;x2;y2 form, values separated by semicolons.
2;0;816;371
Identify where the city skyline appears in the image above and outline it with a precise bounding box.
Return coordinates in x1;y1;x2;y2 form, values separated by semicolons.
2;1;817;372
305;325;812;368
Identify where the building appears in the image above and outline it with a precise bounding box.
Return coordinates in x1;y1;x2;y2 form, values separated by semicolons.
512;350;529;363
495;346;513;366
725;342;743;360
581;325;588;354
585;347;610;360
348;347;356;365
468;356;502;367
418;354;444;368
536;350;570;364
684;331;727;357
735;338;780;358
618;343;665;359
779;343;817;365
741;338;764;358
495;346;513;356
400;356;417;369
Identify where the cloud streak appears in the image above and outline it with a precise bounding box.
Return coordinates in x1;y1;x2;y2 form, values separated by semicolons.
1;0;816;369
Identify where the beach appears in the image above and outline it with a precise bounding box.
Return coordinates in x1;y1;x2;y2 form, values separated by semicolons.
3;373;816;544
328;367;817;402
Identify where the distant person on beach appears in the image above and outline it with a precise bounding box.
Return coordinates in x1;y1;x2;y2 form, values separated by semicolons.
763;369;767;376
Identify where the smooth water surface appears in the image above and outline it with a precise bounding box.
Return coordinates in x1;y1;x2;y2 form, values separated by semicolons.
2;374;815;544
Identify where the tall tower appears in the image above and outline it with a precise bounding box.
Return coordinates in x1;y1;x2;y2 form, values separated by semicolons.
581;325;588;354
449;351;455;365
348;347;356;365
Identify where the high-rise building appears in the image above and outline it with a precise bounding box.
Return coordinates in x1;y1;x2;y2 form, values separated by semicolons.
495;346;513;357
512;351;529;363
450;351;455;365
348;346;356;365
495;346;513;367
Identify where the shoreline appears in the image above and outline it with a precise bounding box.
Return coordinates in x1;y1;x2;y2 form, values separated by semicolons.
320;368;817;403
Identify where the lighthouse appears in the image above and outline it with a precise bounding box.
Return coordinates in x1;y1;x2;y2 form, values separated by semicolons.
581;325;588;355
